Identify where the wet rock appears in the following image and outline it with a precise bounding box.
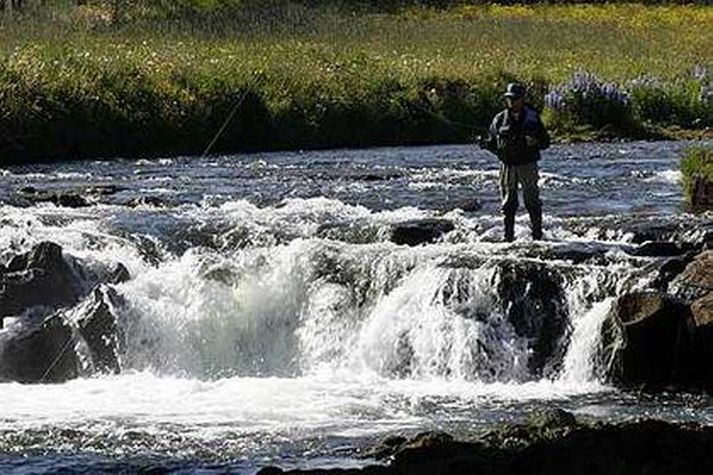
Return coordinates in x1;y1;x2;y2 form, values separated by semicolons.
628;241;688;257
690;293;713;391
18;187;91;208
526;407;577;430
390;219;454;246
651;252;697;292
0;242;131;320
691;293;713;328
610;292;693;388
261;419;713;475
691;175;713;207
0;314;79;383
110;263;131;284
669;251;713;301
496;261;568;376
77;286;124;374
0;242;83;317
85;184;126;196
439;197;482;213
126;196;170;208
566;215;713;247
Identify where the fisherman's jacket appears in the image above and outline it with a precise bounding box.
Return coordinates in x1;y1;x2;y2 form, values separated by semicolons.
483;106;550;165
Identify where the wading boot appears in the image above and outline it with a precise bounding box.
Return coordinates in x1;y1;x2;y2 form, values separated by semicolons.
504;214;515;243
530;210;543;241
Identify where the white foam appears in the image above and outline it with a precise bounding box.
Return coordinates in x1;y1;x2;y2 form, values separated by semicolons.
644;169;682;184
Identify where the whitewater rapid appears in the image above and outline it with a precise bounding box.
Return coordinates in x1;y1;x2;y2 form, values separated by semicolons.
0;141;711;471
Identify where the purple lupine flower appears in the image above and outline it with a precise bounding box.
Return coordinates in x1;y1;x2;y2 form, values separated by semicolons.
544;89;566;111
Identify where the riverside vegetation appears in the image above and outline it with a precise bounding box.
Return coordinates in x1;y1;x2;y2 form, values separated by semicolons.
0;1;711;162
682;146;713;207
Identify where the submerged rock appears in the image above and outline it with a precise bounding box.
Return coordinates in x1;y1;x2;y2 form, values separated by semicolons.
390;219;454;246
0;315;79;383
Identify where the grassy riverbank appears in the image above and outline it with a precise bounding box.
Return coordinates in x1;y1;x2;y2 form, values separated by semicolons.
0;2;711;162
682;146;713;207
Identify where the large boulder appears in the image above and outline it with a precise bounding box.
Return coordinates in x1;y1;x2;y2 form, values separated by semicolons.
603;291;713;391
669;251;713;301
390;219;454;246
0;242;84;317
610;292;693;388
0;315;79;383
690;293;713;391
0;242;131;322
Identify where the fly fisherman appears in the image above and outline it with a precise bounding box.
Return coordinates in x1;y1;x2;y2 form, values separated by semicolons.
478;83;550;242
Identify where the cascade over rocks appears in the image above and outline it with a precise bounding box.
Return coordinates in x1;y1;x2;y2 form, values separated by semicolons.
495;261;569;376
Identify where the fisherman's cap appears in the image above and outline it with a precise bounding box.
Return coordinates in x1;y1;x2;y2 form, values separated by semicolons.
503;83;527;99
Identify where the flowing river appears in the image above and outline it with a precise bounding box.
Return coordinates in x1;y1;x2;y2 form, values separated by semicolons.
0;141;712;473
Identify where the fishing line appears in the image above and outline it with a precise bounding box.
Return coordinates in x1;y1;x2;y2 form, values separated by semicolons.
40;328;76;384
200;70;266;159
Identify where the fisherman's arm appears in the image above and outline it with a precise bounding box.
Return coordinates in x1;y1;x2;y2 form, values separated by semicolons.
477;117;499;154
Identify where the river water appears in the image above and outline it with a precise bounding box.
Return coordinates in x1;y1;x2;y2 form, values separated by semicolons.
0;141;712;473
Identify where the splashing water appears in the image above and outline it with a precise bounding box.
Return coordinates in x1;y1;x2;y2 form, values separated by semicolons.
0;141;711;472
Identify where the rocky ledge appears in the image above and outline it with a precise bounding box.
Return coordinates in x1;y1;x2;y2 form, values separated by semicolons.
607;249;713;392
0;241;129;383
259;409;713;475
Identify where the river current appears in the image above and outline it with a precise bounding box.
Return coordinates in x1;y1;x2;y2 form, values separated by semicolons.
0;141;712;473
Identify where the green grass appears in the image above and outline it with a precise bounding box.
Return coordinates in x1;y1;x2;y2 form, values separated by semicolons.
0;2;711;162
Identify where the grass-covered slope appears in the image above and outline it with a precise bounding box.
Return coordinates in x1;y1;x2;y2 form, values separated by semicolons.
0;2;711;162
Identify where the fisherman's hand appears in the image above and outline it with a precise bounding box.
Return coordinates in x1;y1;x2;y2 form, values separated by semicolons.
524;135;538;147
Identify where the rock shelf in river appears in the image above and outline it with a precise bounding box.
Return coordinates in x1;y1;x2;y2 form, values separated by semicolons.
260;409;713;475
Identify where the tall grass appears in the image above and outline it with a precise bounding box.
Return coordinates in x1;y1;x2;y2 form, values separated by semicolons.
0;2;711;162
